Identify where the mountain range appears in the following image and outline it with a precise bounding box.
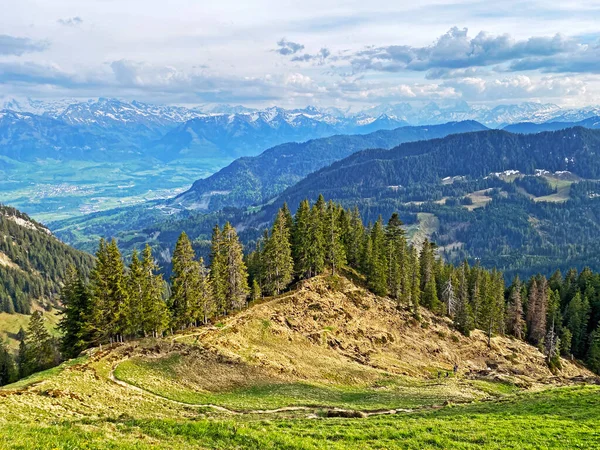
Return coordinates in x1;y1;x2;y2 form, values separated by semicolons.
172;121;489;211
2;97;600;163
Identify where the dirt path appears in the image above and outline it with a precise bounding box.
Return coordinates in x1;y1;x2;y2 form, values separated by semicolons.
108;360;417;418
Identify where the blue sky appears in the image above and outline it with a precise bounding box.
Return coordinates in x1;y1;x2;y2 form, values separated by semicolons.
0;0;599;108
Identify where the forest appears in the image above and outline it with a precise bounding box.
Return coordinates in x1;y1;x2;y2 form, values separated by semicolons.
2;195;599;386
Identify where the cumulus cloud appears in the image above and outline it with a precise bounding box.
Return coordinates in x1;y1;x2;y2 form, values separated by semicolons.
58;16;83;27
0;35;49;56
349;27;579;73
275;38;304;56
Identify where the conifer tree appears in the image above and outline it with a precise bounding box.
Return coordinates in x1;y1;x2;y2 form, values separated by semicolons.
420;240;440;311
385;213;407;303
323;201;346;275
90;239;128;342
171;232;200;329
140;245;169;335
21;312;59;376
344;206;364;268
59;266;94;358
125;250;144;336
306;199;326;277
565;292;591;357
210;225;228;316
367;217;387;296
292;199;311;278
506;276;525;340
454;262;474;335
264;209;294;295
221;222;250;312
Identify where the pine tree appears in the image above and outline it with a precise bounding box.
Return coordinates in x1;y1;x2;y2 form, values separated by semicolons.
59;266;94;358
263;209;294;295
170;232;200;329
292;199;311;278
210;225;228;316
323;201;346;275
454;262;474;336
506;276;525;340
527;276;548;346
140;245;169;335
420;240;440;312
90;239;128;342
385;213;407;304
565;292;591;357
22;312;59;376
367;218;387;296
221;222;250;312
344;206;364;269
306;200;326;277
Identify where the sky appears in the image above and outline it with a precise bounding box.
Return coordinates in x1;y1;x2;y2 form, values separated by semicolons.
1;0;600;109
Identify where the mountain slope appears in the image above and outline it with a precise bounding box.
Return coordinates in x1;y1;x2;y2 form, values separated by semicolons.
274;127;600;209
0;111;109;161
503;116;600;134
0;204;94;314
173;121;489;211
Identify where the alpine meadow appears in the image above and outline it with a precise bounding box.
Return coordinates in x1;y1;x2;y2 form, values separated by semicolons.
2;1;600;449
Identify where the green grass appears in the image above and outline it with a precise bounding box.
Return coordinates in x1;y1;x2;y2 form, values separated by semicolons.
1;386;598;449
114;355;518;411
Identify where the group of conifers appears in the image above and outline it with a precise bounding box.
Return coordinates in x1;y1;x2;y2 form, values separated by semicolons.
1;194;599;387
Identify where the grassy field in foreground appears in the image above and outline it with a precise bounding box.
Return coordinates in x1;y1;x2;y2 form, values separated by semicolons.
1;386;598;449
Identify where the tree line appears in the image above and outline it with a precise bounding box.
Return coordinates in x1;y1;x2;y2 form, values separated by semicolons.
2;194;600;386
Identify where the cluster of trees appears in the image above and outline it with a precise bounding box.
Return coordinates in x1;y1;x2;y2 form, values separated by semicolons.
504;270;600;373
515;175;557;197
4;195;600;387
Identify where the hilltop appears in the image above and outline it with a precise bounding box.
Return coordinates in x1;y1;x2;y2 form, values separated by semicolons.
0;274;597;448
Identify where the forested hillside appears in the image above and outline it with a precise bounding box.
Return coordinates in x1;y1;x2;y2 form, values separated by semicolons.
173;121;488;211
0;205;94;313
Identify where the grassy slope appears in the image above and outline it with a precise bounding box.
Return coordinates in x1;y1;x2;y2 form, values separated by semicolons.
0;308;60;351
1;275;598;449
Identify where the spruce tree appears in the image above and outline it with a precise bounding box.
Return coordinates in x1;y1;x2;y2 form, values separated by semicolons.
565;292;591;357
306;200;326;277
221;222;250;312
420;240;440;312
454;262;474;336
385;213;407;304
367;217;387;296
59;266;94;358
292;199;311;278
506;276;525;340
140;245;169;336
323;201;346;275
264;209;294;295
587;327;600;374
210;225;228;315
171;232;200;329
